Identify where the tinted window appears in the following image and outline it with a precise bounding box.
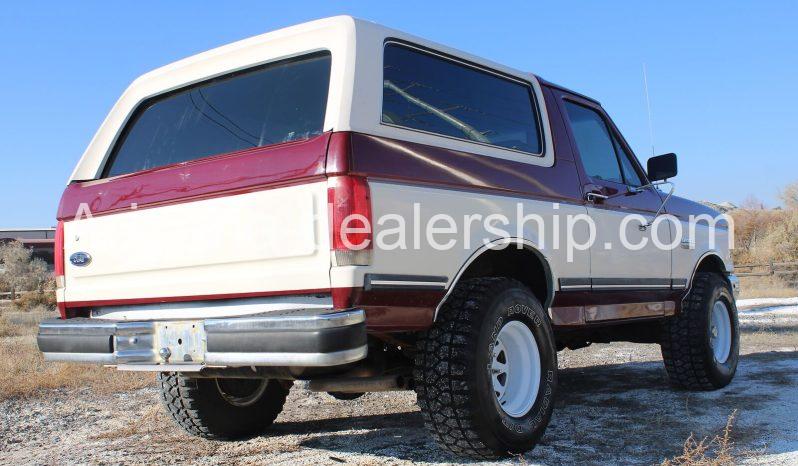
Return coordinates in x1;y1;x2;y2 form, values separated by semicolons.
564;101;622;184
104;52;331;177
382;43;542;154
613;135;644;186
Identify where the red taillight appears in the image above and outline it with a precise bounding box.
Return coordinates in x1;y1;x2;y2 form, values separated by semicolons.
54;221;66;318
54;220;65;280
328;175;372;266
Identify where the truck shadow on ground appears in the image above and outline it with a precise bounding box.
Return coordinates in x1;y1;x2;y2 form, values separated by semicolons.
284;350;798;464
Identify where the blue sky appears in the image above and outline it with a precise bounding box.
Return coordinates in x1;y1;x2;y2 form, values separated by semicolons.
1;1;796;226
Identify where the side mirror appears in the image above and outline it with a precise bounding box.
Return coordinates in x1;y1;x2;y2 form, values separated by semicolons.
647;153;677;182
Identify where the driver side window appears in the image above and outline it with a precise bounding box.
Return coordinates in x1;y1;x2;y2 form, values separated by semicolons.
564;100;645;187
563;101;623;184
612;134;644;187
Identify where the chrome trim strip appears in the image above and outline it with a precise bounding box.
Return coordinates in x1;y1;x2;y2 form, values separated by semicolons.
365;274;448;291
559;278;591;290
585;301;676;322
369;280;447;287
590;278;672;287
38;321;116;335
205;345;368;367
204;310;364;332
559;277;678;291
591;284;672;289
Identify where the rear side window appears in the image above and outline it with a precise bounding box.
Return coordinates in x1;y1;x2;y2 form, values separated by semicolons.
382;43;542;154
103;52;331;178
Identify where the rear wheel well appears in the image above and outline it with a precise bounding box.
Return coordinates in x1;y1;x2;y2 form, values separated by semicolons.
457;246;552;309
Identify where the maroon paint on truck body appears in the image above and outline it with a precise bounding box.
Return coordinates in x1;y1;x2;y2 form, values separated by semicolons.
665;195;728;224
332;286;445;331
347;133;583;204
56;132;331;221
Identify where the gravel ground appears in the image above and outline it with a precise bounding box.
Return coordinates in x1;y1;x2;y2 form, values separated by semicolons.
1;301;797;465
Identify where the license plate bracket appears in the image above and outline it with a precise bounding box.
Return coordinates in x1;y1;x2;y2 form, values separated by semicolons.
154;321;206;364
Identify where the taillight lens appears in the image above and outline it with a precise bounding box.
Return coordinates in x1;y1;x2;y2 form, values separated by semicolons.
54;221;67;318
328;176;372;266
54;220;65;287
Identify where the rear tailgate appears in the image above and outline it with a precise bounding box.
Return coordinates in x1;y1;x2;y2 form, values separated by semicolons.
57;135;332;306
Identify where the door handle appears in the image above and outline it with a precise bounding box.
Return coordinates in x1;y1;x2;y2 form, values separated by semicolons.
585;191;609;203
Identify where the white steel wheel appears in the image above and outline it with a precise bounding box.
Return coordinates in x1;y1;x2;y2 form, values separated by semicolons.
490;320;541;418
709;300;732;364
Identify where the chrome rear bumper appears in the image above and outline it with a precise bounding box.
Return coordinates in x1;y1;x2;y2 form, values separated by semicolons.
37;309;367;371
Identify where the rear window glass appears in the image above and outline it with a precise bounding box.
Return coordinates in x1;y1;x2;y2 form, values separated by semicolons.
103;52;331;178
382;43;542;154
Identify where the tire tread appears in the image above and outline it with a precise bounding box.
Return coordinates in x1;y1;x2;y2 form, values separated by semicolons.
661;272;732;390
414;277;528;459
157;372;288;440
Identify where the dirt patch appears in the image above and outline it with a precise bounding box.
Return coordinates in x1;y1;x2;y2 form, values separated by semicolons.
0;303;796;464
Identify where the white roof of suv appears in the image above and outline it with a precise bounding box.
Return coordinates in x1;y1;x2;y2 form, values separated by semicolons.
71;16;553;181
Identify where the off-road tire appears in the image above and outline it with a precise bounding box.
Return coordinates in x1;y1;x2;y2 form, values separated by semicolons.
414;277;557;460
661;272;739;390
157;373;290;440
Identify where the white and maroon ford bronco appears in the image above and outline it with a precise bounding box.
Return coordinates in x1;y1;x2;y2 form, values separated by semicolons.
39;17;740;459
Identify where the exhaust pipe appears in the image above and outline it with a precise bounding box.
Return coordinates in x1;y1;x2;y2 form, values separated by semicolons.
306;375;411;393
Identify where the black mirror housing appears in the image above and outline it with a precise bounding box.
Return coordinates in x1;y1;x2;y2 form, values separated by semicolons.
647;153;677;182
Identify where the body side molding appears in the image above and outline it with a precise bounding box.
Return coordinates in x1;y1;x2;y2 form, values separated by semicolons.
364;274;448;291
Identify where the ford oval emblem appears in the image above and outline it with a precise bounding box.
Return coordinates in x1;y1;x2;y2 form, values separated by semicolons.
69;252;92;267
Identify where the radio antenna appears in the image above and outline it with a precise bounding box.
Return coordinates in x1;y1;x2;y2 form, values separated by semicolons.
642;62;655;157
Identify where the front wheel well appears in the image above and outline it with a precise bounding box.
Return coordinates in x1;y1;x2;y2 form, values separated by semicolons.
691;253;731;289
695;254;728;276
455;245;552;309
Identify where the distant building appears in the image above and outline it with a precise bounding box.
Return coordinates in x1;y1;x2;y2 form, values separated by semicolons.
0;228;56;266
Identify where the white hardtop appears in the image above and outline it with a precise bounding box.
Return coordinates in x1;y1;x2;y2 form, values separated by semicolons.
70;16;552;182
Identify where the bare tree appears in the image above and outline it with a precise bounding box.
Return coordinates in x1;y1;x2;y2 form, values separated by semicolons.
0;241;33;297
740;195;766;211
28;258;53;292
779;181;798;210
0;241;55;301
